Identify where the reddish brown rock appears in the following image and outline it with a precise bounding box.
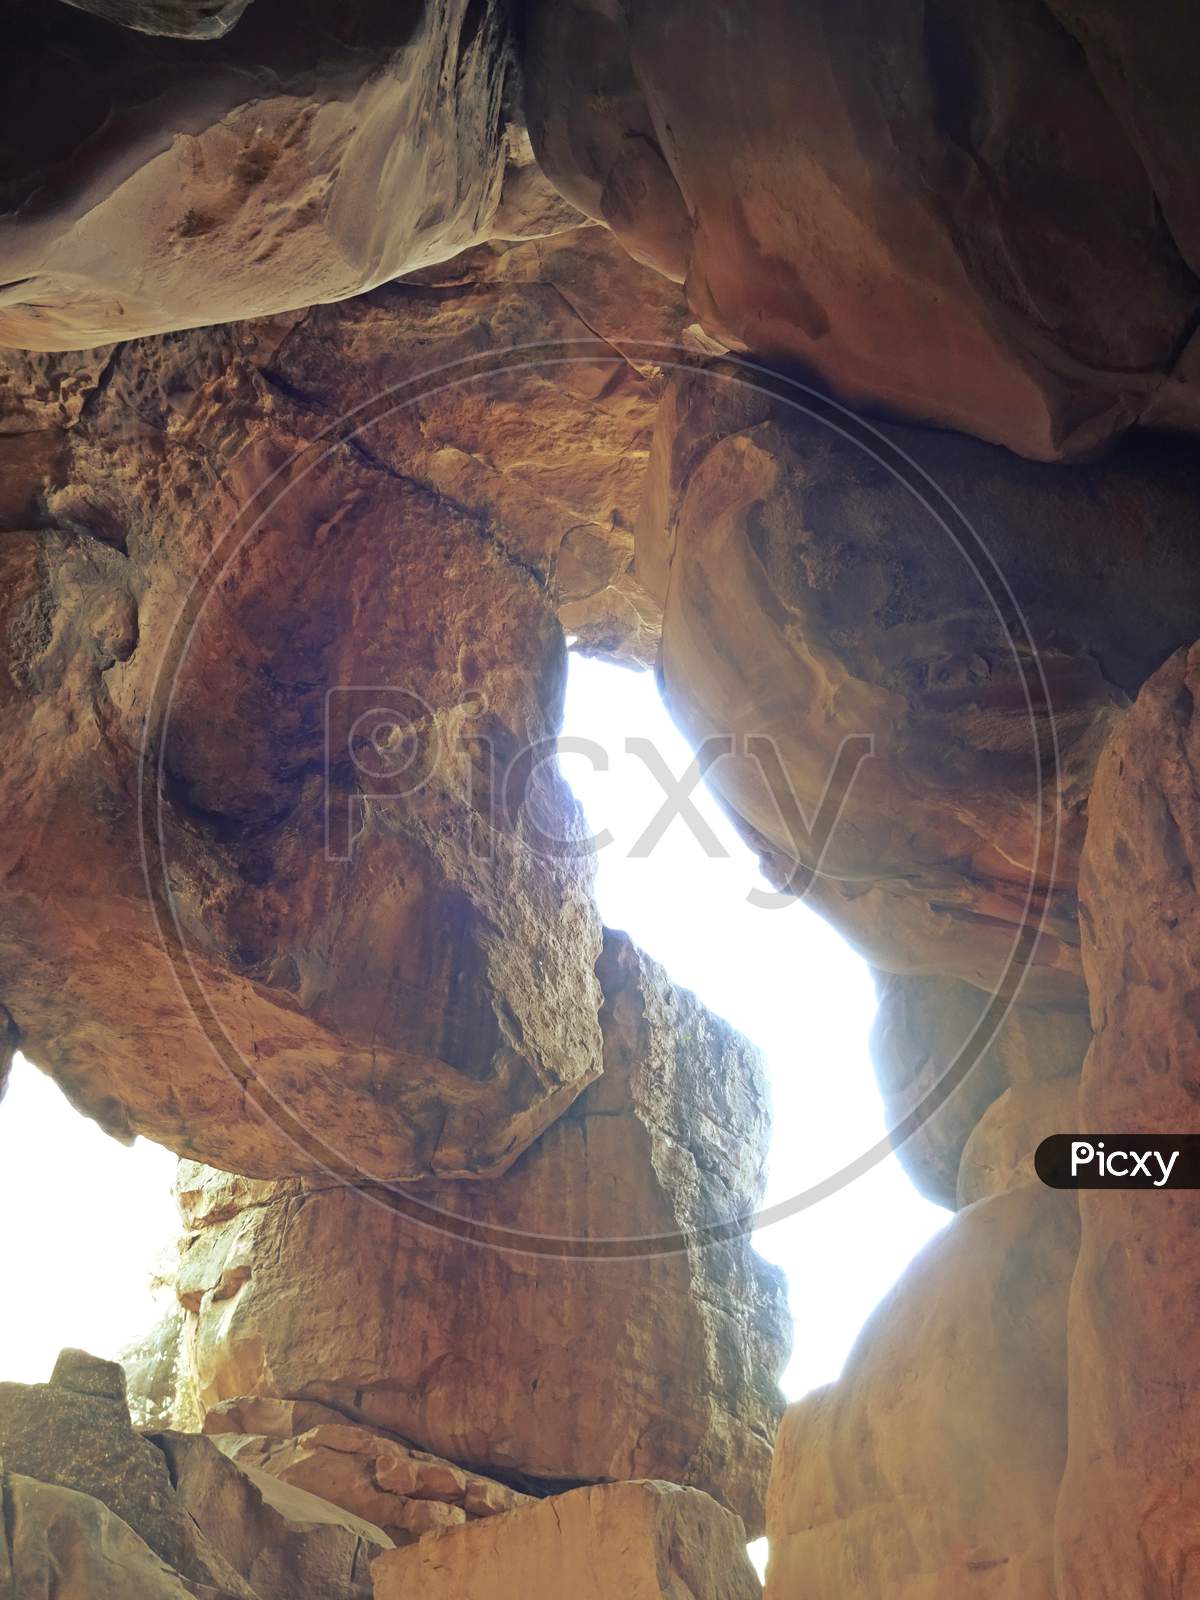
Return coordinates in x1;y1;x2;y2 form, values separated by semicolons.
0;240;685;1178
371;1479;761;1600
637;371;1200;1002
523;0;1200;460
1056;642;1200;1597
870;972;1091;1207
765;1188;1079;1599
204;1416;531;1546
153;1430;392;1600
173;930;788;1534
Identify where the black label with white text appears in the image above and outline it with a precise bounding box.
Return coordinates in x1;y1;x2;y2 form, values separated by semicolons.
1036;1135;1200;1190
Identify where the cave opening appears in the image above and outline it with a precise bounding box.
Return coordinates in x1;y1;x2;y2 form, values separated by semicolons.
559;650;949;1403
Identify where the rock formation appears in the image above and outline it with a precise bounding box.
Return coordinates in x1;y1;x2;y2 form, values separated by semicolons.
3;3;1200;1595
170;929;788;1535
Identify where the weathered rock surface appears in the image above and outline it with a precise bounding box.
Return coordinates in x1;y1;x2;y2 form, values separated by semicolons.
523;0;1200;460
1055;643;1200;1597
870;972;1091;1207
154;1430;392;1600
957;1078;1081;1208
205;1416;531;1544
0;232;696;1177
371;1479;761;1600
60;0;253;38
765;1187;1079;1599
1;1470;227;1600
0;0;512;348
0;1350;257;1596
638;371;1200;1002
173;930;788;1534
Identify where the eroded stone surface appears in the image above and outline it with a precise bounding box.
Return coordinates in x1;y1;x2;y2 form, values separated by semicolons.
0;239;673;1178
1056;643;1200;1596
173;930;788;1534
870;973;1091;1207
523;0;1200;459
1;0;511;349
637;371;1200;1003
371;1479;761;1600
765;1188;1079;1599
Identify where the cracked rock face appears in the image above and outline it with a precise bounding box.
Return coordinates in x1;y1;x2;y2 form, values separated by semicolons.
636;371;1200;1006
0;234;694;1178
171;931;789;1535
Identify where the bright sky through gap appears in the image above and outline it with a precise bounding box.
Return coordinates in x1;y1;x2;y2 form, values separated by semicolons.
0;1054;179;1384
559;653;949;1403
0;648;947;1590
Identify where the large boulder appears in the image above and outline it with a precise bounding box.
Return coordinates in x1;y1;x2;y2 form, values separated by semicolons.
0;0;511;348
522;0;1200;459
173;931;789;1534
371;1479;761;1600
1055;642;1200;1596
764;1187;1079;1599
636;371;1200;1001
0;233;696;1177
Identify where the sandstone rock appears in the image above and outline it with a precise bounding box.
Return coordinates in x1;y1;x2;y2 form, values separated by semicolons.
121;1305;203;1432
638;371;1200;1001
204;1418;531;1545
0;255;621;1180
523;0;1200;460
0;1350;256;1596
1055;642;1200;1597
765;1187;1079;1599
153;1430;392;1600
174;930;788;1533
870;972;1091;1207
371;1479;761;1600
60;0;253;38
957;1079;1081;1208
1;1470;229;1600
0;0;510;349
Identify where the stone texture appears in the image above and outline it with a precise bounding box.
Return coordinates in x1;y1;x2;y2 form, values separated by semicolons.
637;370;1200;1003
522;0;1200;460
1;1471;227;1600
0;1350;257;1596
60;0;254;38
0;0;511;348
0;240;648;1179
371;1479;761;1600
173;929;788;1534
870;973;1091;1207
204;1417;532;1545
1055;642;1200;1597
765;1187;1080;1600
153;1430;392;1600
956;1078;1080;1208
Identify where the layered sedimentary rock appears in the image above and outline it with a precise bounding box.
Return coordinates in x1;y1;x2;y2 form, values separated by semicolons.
0;222;691;1178
371;1479;762;1600
522;0;1200;459
765;1188;1080;1599
204;1409;533;1544
171;929;788;1534
1055;644;1200;1597
637;370;1200;1002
